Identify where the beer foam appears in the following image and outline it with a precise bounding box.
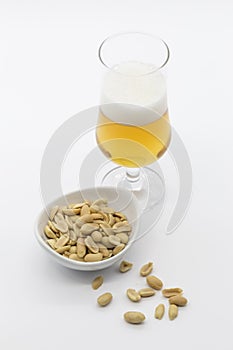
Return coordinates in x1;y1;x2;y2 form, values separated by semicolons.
101;61;167;126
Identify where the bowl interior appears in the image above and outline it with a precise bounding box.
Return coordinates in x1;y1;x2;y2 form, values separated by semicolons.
35;187;139;271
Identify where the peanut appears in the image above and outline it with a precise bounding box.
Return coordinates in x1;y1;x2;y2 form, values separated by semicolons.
169;295;188;306
169;304;178;320
155;304;165;320
124;311;145;324
97;292;112;306
146;275;163;290
140;262;153;277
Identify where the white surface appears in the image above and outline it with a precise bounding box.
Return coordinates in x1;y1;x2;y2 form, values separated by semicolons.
0;1;233;349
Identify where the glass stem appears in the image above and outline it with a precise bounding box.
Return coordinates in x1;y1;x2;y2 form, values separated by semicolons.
125;168;140;182
125;168;142;191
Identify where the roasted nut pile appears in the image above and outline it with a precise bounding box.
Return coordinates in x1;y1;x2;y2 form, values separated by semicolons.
43;199;132;262
92;260;189;324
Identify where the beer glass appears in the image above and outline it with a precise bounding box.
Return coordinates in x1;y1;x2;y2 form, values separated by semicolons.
96;32;170;205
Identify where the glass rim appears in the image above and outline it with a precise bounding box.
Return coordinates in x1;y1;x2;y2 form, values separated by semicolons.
98;31;170;75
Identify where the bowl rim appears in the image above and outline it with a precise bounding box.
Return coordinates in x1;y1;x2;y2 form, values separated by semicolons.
34;186;139;268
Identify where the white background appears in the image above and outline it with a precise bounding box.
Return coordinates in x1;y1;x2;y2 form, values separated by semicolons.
1;0;233;349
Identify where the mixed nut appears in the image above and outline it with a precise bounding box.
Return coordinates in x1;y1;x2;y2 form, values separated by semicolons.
44;199;132;262
92;260;189;325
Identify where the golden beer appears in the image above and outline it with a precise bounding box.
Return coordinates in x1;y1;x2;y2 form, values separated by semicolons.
96;109;171;168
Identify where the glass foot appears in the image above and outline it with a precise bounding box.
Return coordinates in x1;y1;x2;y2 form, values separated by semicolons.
101;166;165;211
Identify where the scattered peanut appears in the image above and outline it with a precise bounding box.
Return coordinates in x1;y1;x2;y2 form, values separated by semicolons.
97;292;112;306
91;261;188;325
169;295;188;306
124;311;145;324
119;260;133;273
155;304;165;320
162;288;183;298
127;289;141;302
140;262;153;277
169;304;178;320
138;288;155;297
92;276;104;290
146;275;163;290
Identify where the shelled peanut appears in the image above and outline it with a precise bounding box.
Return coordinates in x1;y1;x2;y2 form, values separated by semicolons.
44;198;132;262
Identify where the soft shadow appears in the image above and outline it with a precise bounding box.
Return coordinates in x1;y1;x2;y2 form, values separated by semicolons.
45;257;121;285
